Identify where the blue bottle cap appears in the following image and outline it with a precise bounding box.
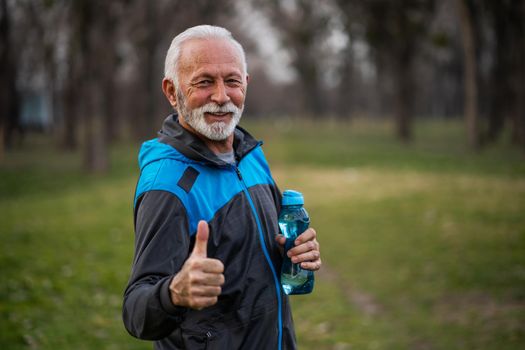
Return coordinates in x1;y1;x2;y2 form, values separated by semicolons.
282;190;304;206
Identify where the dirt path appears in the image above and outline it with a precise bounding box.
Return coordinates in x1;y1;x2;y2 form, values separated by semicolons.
317;262;383;317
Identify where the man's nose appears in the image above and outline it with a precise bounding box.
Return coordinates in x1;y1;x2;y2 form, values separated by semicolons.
210;81;230;105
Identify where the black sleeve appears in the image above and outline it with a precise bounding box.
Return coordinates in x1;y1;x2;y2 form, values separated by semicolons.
122;190;191;340
272;183;283;214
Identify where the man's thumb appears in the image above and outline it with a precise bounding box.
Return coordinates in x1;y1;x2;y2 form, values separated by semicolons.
192;220;209;257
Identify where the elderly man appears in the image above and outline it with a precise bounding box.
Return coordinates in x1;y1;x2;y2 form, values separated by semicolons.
123;25;321;350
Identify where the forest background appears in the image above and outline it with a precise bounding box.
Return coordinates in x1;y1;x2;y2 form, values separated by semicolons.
1;0;524;349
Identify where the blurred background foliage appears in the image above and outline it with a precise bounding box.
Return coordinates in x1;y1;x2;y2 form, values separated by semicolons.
0;0;524;167
0;0;524;349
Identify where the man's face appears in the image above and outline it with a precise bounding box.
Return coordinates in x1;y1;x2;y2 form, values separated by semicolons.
174;38;248;141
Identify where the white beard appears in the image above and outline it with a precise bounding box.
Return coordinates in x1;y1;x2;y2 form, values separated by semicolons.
176;90;243;141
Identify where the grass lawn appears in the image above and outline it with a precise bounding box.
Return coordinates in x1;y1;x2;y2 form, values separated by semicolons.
1;118;524;349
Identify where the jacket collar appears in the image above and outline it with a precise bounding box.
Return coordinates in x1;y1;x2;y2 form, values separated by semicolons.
157;113;261;166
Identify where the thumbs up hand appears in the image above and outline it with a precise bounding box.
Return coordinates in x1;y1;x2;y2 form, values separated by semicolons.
169;220;225;310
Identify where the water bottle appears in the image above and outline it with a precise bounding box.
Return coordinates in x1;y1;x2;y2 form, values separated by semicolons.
278;190;314;295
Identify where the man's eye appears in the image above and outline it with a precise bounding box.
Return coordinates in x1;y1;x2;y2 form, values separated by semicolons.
197;80;212;86
226;79;241;86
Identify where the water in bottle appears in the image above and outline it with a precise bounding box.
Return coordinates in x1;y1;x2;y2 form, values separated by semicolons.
278;190;314;295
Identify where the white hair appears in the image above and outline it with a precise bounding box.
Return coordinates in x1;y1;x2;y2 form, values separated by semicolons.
164;25;248;87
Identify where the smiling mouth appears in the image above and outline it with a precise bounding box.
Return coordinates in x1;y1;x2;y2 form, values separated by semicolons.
205;112;232;120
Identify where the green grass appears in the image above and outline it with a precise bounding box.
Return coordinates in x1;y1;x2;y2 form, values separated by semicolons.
247;118;525;176
1;119;524;349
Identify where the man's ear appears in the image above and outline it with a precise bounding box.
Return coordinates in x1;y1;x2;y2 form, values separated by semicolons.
245;74;250;85
162;78;177;108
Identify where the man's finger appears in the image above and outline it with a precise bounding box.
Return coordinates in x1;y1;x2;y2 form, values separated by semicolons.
294;228;316;245
202;258;224;274
287;239;319;257
291;250;320;264
200;272;225;286
192;285;223;297
188;269;224;286
275;234;286;246
192;220;209;258
300;260;322;271
191;296;219;310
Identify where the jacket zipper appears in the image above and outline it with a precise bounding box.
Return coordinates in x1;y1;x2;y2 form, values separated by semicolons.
205;331;212;347
233;165;283;350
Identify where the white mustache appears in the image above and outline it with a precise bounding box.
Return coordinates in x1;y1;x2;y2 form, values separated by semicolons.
199;102;239;115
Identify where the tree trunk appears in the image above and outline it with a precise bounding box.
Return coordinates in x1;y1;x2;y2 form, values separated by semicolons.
0;122;4;161
297;59;323;116
393;52;413;142
83;85;109;173
337;46;354;119
75;0;109;173
0;0;7;159
457;0;479;150
0;0;20;154
101;3;118;145
484;1;509;144
508;0;525;149
132;0;158;141
59;32;79;150
61;76;78;150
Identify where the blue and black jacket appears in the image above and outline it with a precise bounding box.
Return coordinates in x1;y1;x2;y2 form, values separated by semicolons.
123;114;296;349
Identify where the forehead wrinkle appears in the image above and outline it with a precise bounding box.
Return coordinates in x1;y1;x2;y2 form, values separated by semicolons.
189;65;243;81
178;38;244;81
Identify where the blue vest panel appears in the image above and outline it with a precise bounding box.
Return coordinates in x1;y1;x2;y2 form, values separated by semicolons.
134;140;275;235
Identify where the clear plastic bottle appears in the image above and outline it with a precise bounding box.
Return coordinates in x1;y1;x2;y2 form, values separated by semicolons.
278;190;314;295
